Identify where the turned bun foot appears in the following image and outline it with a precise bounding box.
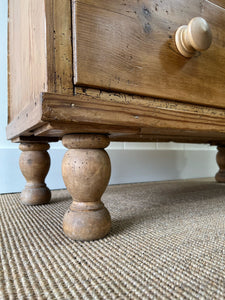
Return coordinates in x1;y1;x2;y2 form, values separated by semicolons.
63;202;111;241
19;143;51;205
62;134;111;241
215;146;225;183
20;184;51;206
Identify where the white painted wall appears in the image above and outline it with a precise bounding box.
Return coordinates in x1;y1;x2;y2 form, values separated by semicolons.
0;0;218;194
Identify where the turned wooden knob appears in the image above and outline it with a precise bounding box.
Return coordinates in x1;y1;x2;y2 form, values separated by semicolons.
175;17;212;57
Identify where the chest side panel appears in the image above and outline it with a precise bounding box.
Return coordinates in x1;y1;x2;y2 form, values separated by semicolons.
8;0;48;122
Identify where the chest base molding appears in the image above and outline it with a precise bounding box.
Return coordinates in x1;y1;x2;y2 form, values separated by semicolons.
6;88;225;146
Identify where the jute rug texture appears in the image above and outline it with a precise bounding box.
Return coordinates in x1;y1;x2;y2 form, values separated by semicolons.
1;179;225;299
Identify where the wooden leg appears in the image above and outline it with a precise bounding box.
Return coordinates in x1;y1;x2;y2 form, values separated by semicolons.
62;134;111;241
19;143;51;205
215;146;225;183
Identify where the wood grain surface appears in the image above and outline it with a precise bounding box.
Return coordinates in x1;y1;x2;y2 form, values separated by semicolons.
8;0;48;121
7;87;225;144
209;0;225;9
41;89;225;134
73;0;225;107
45;0;73;95
19;143;51;205
62;134;111;241
8;0;73;123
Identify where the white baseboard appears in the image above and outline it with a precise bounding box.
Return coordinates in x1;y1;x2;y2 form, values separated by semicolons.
109;149;217;184
0;147;218;194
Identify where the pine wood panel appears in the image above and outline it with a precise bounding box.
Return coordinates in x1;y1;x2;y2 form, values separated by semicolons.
45;0;73;94
6;88;225;144
40;89;225;134
8;0;73;123
73;0;225;108
8;0;48;121
33;121;225;145
34;122;138;137
210;0;225;9
6;99;44;139
33;122;225;141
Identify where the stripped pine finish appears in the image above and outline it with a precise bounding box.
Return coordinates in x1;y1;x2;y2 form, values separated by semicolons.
7;0;225;240
73;0;225;107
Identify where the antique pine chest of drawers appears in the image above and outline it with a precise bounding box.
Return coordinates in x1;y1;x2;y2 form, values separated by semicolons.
7;0;225;240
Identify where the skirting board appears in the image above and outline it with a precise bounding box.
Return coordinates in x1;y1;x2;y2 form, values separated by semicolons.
0;147;218;194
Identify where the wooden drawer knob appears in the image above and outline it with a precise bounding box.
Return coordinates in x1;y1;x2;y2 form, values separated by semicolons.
175;17;212;57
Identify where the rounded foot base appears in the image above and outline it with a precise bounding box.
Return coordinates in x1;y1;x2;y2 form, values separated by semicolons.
215;146;225;183
21;184;51;205
215;171;225;183
63;202;111;241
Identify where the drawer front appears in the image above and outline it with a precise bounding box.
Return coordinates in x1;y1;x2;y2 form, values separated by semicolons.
73;0;225;108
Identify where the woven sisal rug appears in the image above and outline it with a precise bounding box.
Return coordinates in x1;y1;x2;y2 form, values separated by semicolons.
1;179;225;299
